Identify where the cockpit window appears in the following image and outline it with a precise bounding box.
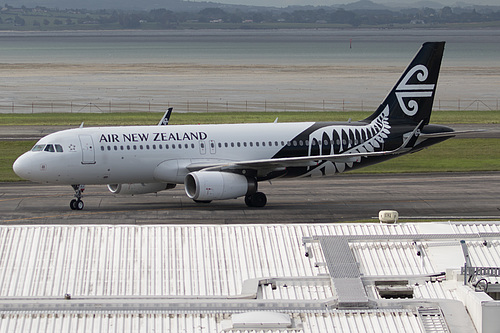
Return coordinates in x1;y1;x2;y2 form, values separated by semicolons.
32;144;64;152
44;144;55;152
32;144;45;152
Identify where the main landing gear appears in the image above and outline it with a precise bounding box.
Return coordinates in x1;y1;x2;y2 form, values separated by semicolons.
70;184;85;210
245;192;267;208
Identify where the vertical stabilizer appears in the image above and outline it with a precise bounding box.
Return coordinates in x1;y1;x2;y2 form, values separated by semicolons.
364;42;445;126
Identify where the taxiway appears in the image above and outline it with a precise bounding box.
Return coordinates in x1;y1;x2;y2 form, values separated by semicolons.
1;172;499;224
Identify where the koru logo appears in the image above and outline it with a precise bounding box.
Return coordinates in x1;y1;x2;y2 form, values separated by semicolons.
395;65;435;116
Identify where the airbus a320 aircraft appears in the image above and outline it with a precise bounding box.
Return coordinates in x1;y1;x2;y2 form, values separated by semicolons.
14;42;457;210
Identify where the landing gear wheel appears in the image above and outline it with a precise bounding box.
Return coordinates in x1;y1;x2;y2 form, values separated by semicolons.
70;184;86;210
75;200;84;210
70;199;84;210
245;192;267;208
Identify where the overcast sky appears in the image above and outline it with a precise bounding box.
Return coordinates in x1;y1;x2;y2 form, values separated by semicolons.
209;0;499;7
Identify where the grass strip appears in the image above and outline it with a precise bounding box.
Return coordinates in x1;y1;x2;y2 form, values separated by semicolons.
1;110;499;126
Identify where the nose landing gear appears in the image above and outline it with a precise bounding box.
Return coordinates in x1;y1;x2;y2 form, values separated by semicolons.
70;185;85;210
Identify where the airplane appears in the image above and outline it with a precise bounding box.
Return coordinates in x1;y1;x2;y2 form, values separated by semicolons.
13;41;458;210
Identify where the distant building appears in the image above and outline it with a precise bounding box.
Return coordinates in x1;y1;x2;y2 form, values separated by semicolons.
410;19;426;24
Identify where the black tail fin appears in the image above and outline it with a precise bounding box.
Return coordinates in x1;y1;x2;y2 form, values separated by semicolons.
364;42;445;126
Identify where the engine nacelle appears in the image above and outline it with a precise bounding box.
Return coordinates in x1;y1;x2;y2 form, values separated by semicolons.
185;171;256;201
107;183;176;195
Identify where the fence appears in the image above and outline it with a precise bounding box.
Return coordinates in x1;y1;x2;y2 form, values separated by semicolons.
0;99;499;114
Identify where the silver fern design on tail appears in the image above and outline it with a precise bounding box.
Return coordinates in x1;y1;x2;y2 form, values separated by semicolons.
396;65;435;116
304;106;391;177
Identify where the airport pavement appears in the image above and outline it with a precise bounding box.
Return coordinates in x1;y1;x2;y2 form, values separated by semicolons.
0;124;499;140
1;172;499;224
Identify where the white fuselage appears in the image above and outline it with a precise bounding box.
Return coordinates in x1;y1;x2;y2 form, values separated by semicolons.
14;122;318;185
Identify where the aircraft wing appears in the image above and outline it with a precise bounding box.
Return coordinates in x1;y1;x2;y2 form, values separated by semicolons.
191;147;403;173
188;121;421;173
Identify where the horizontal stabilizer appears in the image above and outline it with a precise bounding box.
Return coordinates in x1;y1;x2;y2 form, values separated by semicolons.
419;129;484;139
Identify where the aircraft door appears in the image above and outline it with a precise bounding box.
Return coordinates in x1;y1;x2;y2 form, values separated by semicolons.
79;135;96;164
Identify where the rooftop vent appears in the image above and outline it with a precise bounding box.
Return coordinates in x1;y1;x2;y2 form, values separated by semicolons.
222;312;299;330
379;210;399;223
375;280;413;299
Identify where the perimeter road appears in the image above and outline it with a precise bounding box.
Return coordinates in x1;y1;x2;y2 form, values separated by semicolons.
1;172;499;224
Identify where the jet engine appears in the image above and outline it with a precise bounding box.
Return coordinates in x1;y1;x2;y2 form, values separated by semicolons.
107;183;176;195
184;171;256;201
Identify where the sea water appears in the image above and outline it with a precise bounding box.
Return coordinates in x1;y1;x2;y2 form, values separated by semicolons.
0;29;498;66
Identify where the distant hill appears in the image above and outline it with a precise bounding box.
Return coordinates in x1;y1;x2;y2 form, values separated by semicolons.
341;0;390;11
4;0;228;11
0;0;449;11
3;0;500;12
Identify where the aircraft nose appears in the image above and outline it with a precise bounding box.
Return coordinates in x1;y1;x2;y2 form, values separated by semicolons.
13;153;33;180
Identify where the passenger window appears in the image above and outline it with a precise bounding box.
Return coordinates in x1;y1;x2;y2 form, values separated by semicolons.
101;146;105;151
44;144;55;152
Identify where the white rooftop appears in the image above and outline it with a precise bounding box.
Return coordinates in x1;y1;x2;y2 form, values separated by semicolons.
0;222;499;332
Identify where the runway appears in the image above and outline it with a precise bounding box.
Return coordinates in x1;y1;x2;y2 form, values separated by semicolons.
1;172;499;224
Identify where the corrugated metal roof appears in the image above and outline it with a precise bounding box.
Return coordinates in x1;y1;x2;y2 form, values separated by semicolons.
0;222;497;332
0;311;425;333
0;224;432;298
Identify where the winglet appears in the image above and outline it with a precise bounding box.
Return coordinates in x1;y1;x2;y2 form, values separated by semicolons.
158;107;173;126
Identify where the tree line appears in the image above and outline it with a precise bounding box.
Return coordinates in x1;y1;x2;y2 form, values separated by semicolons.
1;4;499;29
